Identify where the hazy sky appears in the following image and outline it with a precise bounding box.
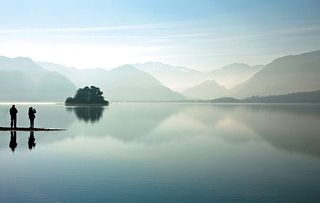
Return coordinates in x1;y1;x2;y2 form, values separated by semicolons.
0;0;319;70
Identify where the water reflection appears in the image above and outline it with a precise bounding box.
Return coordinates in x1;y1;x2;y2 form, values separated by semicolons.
231;105;320;158
1;104;320;202
173;104;320;158
2;104;320;159
9;131;17;152
7;131;37;151
62;103;320;159
66;106;105;123
28;131;36;150
65;104;182;141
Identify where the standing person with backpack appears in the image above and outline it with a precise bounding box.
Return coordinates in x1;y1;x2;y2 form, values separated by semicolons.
28;107;36;128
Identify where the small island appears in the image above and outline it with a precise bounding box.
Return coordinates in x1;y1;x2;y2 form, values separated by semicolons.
65;86;109;105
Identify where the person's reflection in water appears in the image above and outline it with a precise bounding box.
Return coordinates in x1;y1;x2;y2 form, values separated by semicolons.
9;131;17;152
67;106;105;123
28;131;36;150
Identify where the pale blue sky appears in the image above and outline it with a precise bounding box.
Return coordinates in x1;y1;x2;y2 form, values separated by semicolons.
0;0;319;70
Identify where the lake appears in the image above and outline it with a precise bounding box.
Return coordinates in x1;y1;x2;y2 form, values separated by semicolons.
0;103;320;203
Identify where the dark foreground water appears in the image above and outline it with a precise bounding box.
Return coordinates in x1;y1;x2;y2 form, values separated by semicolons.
0;103;320;203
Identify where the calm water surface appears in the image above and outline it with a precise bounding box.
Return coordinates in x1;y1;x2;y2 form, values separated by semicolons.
0;103;320;203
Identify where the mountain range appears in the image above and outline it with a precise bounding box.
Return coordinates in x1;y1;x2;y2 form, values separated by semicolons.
132;62;263;91
0;56;76;101
210;89;320;103
132;62;210;92
0;50;318;101
37;62;185;101
242;90;320;103
182;80;227;100
209;63;264;89
232;50;320;98
181;50;320;100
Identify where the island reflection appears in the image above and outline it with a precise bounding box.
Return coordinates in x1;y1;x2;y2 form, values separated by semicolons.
66;106;105;123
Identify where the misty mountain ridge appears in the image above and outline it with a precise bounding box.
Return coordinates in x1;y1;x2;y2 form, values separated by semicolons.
105;64;185;101
132;62;264;92
209;63;264;89
1;49;318;101
132;51;320;100
242;89;320;103
132;62;210;92
210;89;320;103
182;80;227;100
0;56;45;74
0;56;76;101
39;50;320;101
38;61;237;100
232;50;320;98
37;61;107;87
38;62;184;101
107;64;163;87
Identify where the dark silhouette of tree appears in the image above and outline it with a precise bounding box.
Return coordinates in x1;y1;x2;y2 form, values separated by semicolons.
65;86;109;105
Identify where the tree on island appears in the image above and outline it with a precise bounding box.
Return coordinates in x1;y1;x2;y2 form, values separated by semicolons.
65;86;109;105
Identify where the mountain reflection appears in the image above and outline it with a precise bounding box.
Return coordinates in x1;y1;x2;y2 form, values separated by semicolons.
229;105;320;158
67;106;105;123
63;103;320;160
1;104;320;159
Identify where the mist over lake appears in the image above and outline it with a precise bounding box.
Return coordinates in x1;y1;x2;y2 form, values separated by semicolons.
1;103;320;202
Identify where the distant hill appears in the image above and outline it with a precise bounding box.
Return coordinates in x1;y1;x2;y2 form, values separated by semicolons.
182;80;227;100
232;50;320;98
133;62;265;91
242;90;320;103
210;63;264;89
133;62;210;92
37;62;107;87
38;61;267;100
36;50;320;101
210;97;241;103
38;62;184;101
102;65;185;101
0;56;76;101
209;90;320;103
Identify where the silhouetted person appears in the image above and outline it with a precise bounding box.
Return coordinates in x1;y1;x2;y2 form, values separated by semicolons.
9;105;18;128
9;131;17;152
28;107;36;128
28;131;36;150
